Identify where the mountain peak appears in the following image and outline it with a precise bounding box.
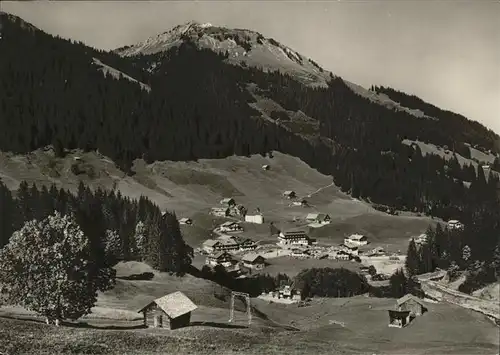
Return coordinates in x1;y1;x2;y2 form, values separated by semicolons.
114;22;331;87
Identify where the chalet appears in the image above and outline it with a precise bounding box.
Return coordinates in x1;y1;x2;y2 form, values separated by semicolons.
283;190;296;199
219;221;244;233
215;235;240;252
238;238;258;251
231;204;247;216
292;199;308;207
138;291;197;330
202;239;220;254
262;164;270;171
447;220;464;230
340;243;359;256
306;213;331;224
245;214;264;224
291;248;310;258
396;294;427;317
210;207;230;217
344;234;368;246
206;251;234;268
332;250;350;260
179;218;192;225
277;285;300;300
367;246;385;256
413;234;428;247
220;198;236;207
241;253;266;270
388;310;411;328
278;230;310;246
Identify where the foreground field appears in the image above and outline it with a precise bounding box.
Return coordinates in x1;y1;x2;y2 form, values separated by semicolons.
1;262;498;355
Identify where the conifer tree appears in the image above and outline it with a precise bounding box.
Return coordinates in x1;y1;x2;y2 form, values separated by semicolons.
405;239;420;276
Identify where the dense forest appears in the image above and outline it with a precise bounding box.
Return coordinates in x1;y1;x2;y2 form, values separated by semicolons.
1;13;499;226
0;180;193;273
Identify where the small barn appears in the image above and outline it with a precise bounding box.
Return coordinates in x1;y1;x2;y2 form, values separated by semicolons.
179;217;193;225
211;207;230;217
220;198;236;207
241;253;266;270
138;291;197;330
306;213;331;224
292;199;308;207
262;164;270;171
283;190;296;199
396;294;427;317
388;310;411;328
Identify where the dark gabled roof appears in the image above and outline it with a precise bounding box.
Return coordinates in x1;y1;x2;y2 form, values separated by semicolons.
397;294;426;307
241;253;265;263
209;251;232;260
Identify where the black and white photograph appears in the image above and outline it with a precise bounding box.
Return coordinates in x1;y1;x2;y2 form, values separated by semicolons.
0;1;499;354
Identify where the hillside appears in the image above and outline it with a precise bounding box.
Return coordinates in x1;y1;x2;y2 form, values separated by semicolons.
1;13;499;226
0;148;435;255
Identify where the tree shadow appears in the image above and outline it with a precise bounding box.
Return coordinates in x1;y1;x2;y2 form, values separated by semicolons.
190;321;248;329
63;321;146;330
117;272;154;281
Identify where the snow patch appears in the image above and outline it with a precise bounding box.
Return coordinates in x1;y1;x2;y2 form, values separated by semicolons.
92;58;151;92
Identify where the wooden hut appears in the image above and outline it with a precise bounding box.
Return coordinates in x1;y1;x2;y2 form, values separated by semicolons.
138;291;197;330
388;310;411;328
396;294;427;317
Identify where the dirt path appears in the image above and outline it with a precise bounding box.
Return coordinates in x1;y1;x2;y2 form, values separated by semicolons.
420;278;500;322
306;182;335;198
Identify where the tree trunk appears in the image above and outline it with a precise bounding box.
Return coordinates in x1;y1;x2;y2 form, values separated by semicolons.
45;317;50;325
55;318;60;327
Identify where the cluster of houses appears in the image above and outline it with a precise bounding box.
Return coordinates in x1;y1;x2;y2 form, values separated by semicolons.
210;197;265;224
210;198;247;218
205;250;267;273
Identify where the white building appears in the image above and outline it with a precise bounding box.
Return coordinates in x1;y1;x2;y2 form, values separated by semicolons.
179;218;192;225
219;221;244;233
344;234;368;246
220;198;236;207
306;213;331;225
447;220;464;230
340;243;359;256
245;214;264;224
278;230;310;246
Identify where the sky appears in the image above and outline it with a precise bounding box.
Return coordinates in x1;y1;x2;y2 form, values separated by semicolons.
3;1;500;134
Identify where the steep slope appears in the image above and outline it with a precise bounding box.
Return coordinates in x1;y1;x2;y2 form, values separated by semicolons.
114;21;441;120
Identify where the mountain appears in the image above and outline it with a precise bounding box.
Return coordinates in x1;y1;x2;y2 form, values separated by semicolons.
1;13;499;225
115;21;330;87
115;21;440;120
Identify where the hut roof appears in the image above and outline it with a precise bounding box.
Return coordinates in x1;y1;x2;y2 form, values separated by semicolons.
139;291;197;319
397;294;425;307
241;253;265;263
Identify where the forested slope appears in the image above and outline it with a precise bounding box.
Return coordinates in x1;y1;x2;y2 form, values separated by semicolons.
1;12;499;225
